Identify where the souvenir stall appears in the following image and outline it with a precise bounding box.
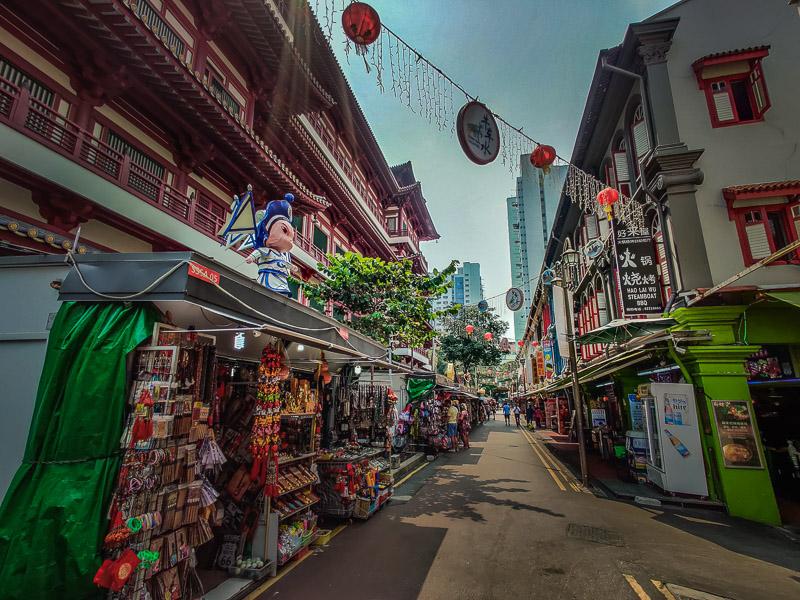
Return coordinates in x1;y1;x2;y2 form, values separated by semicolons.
0;251;390;600
316;380;394;520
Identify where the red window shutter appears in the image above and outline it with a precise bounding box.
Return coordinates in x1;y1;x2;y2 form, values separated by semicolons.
709;81;736;123
749;62;769;117
604;164;616;188
790;204;800;242
613;151;630;190
744;220;772;261
596;290;608;326
632;119;650;160
585;214;599;240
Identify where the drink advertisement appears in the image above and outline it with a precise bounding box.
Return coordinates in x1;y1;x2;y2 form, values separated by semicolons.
629;394;643;430
542;340;554;378
663;393;691;426
711;400;763;469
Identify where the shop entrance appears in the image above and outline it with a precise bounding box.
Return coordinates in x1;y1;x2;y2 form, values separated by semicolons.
748;346;800;526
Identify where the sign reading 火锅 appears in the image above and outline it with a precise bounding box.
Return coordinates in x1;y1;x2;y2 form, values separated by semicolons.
612;222;663;315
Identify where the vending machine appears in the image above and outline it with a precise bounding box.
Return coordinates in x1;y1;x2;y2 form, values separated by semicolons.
642;383;708;497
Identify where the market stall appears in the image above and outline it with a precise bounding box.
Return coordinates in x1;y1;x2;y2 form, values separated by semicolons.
0;252;391;600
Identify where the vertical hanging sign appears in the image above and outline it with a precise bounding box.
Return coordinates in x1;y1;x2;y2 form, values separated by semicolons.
542;340;554;378
612;222;663;315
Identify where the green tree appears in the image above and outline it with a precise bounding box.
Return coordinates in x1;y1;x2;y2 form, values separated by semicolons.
294;253;458;347
437;305;508;384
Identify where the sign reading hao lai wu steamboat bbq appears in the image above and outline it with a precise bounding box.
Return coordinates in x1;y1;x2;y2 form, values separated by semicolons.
612;222;663;315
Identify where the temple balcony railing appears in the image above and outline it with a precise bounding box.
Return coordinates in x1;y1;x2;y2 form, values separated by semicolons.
0;78;226;242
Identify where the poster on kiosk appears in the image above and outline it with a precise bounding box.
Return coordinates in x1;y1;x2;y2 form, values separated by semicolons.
643;383;708;496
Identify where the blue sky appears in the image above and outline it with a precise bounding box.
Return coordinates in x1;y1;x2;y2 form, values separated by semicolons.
329;0;677;335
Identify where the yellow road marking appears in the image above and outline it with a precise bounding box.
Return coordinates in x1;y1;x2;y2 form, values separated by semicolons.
524;429;576;491
623;574;652;600
651;580;677;600
521;429;566;491
394;461;429;487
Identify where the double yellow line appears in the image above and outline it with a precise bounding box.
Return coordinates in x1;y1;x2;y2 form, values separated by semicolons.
521;428;583;493
622;574;678;600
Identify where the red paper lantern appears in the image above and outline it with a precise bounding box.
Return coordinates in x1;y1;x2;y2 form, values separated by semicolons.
465;325;474;334
597;187;620;220
530;145;557;169
518;340;524;347
484;332;493;341
487;370;492;375
342;2;381;46
532;341;538;347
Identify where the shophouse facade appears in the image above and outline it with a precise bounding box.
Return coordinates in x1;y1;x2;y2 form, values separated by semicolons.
0;0;438;298
521;0;800;526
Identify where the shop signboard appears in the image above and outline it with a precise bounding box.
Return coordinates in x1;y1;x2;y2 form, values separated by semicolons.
542;340;554;378
536;351;545;377
456;101;500;165
591;408;607;427
612;222;662;315
711;400;763;469
216;532;244;569
629;393;644;430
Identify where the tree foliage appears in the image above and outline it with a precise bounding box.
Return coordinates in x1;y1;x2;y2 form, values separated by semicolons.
437;305;509;380
293;253;458;347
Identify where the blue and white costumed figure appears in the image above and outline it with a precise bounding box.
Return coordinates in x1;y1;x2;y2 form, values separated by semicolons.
218;184;298;297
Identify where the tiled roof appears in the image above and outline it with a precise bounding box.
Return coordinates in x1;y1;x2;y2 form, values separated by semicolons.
722;180;800;198
692;45;770;68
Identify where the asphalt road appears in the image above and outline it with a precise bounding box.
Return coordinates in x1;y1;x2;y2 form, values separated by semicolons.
246;419;800;600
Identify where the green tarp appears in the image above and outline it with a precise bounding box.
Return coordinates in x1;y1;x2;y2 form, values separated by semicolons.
766;291;800;310
407;379;435;401
0;302;157;600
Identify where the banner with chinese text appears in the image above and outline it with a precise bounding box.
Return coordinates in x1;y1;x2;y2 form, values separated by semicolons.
613;222;663;315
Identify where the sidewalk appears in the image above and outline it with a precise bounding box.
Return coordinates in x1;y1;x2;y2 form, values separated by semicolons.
532;426;618;480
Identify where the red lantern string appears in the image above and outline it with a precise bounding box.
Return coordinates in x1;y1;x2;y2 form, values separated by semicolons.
597;187;620;221
342;3;381;51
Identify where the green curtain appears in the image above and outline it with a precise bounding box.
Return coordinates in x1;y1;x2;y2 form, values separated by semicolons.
0;302;157;600
407;379;435;401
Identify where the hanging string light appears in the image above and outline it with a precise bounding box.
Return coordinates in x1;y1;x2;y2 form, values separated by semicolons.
314;1;644;227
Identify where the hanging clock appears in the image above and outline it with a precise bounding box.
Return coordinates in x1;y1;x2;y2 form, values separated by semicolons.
505;287;524;312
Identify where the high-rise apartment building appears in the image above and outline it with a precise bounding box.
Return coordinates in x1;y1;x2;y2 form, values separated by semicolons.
430;262;483;331
506;157;567;340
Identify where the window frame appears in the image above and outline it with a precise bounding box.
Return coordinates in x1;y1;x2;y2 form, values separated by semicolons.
694;52;771;129
729;201;798;266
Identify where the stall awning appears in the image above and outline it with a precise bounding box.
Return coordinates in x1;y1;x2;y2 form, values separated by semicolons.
766;291;800;310
577;317;675;345
52;252;387;360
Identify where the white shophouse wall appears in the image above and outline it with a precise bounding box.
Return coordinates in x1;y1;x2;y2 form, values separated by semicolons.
0;262;70;501
658;0;800;286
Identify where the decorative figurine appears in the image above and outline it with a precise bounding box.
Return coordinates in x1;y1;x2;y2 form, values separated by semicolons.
218;184;297;297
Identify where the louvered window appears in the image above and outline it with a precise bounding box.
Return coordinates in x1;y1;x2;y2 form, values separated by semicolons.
694;50;770;128
631;105;650;163
612;139;631;198
0;56;55;107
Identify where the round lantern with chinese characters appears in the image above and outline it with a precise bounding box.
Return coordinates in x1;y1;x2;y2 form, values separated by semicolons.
342;2;381;46
465;325;474;335
597;187;620;221
530;145;557;172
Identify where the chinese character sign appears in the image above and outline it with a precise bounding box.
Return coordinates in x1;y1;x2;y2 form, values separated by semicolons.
542;340;554;378
456;102;501;165
613;222;663;315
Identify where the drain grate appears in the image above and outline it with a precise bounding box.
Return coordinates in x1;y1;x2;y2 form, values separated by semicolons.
566;523;624;547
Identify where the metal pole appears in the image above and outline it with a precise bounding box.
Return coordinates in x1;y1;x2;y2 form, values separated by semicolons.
563;286;590;487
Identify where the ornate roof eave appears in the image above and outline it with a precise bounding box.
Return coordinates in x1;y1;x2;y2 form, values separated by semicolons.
292;6;403;198
396;182;439;241
220;0;335;112
64;0;327;210
286;117;398;260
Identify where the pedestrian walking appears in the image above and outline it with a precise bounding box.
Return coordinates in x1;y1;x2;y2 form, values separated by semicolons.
446;400;459;451
526;401;534;426
535;406;542;429
502;401;511;426
513;404;521;427
458;403;471;450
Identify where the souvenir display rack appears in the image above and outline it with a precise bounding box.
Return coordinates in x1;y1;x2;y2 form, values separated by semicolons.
96;325;218;600
315;448;393;518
